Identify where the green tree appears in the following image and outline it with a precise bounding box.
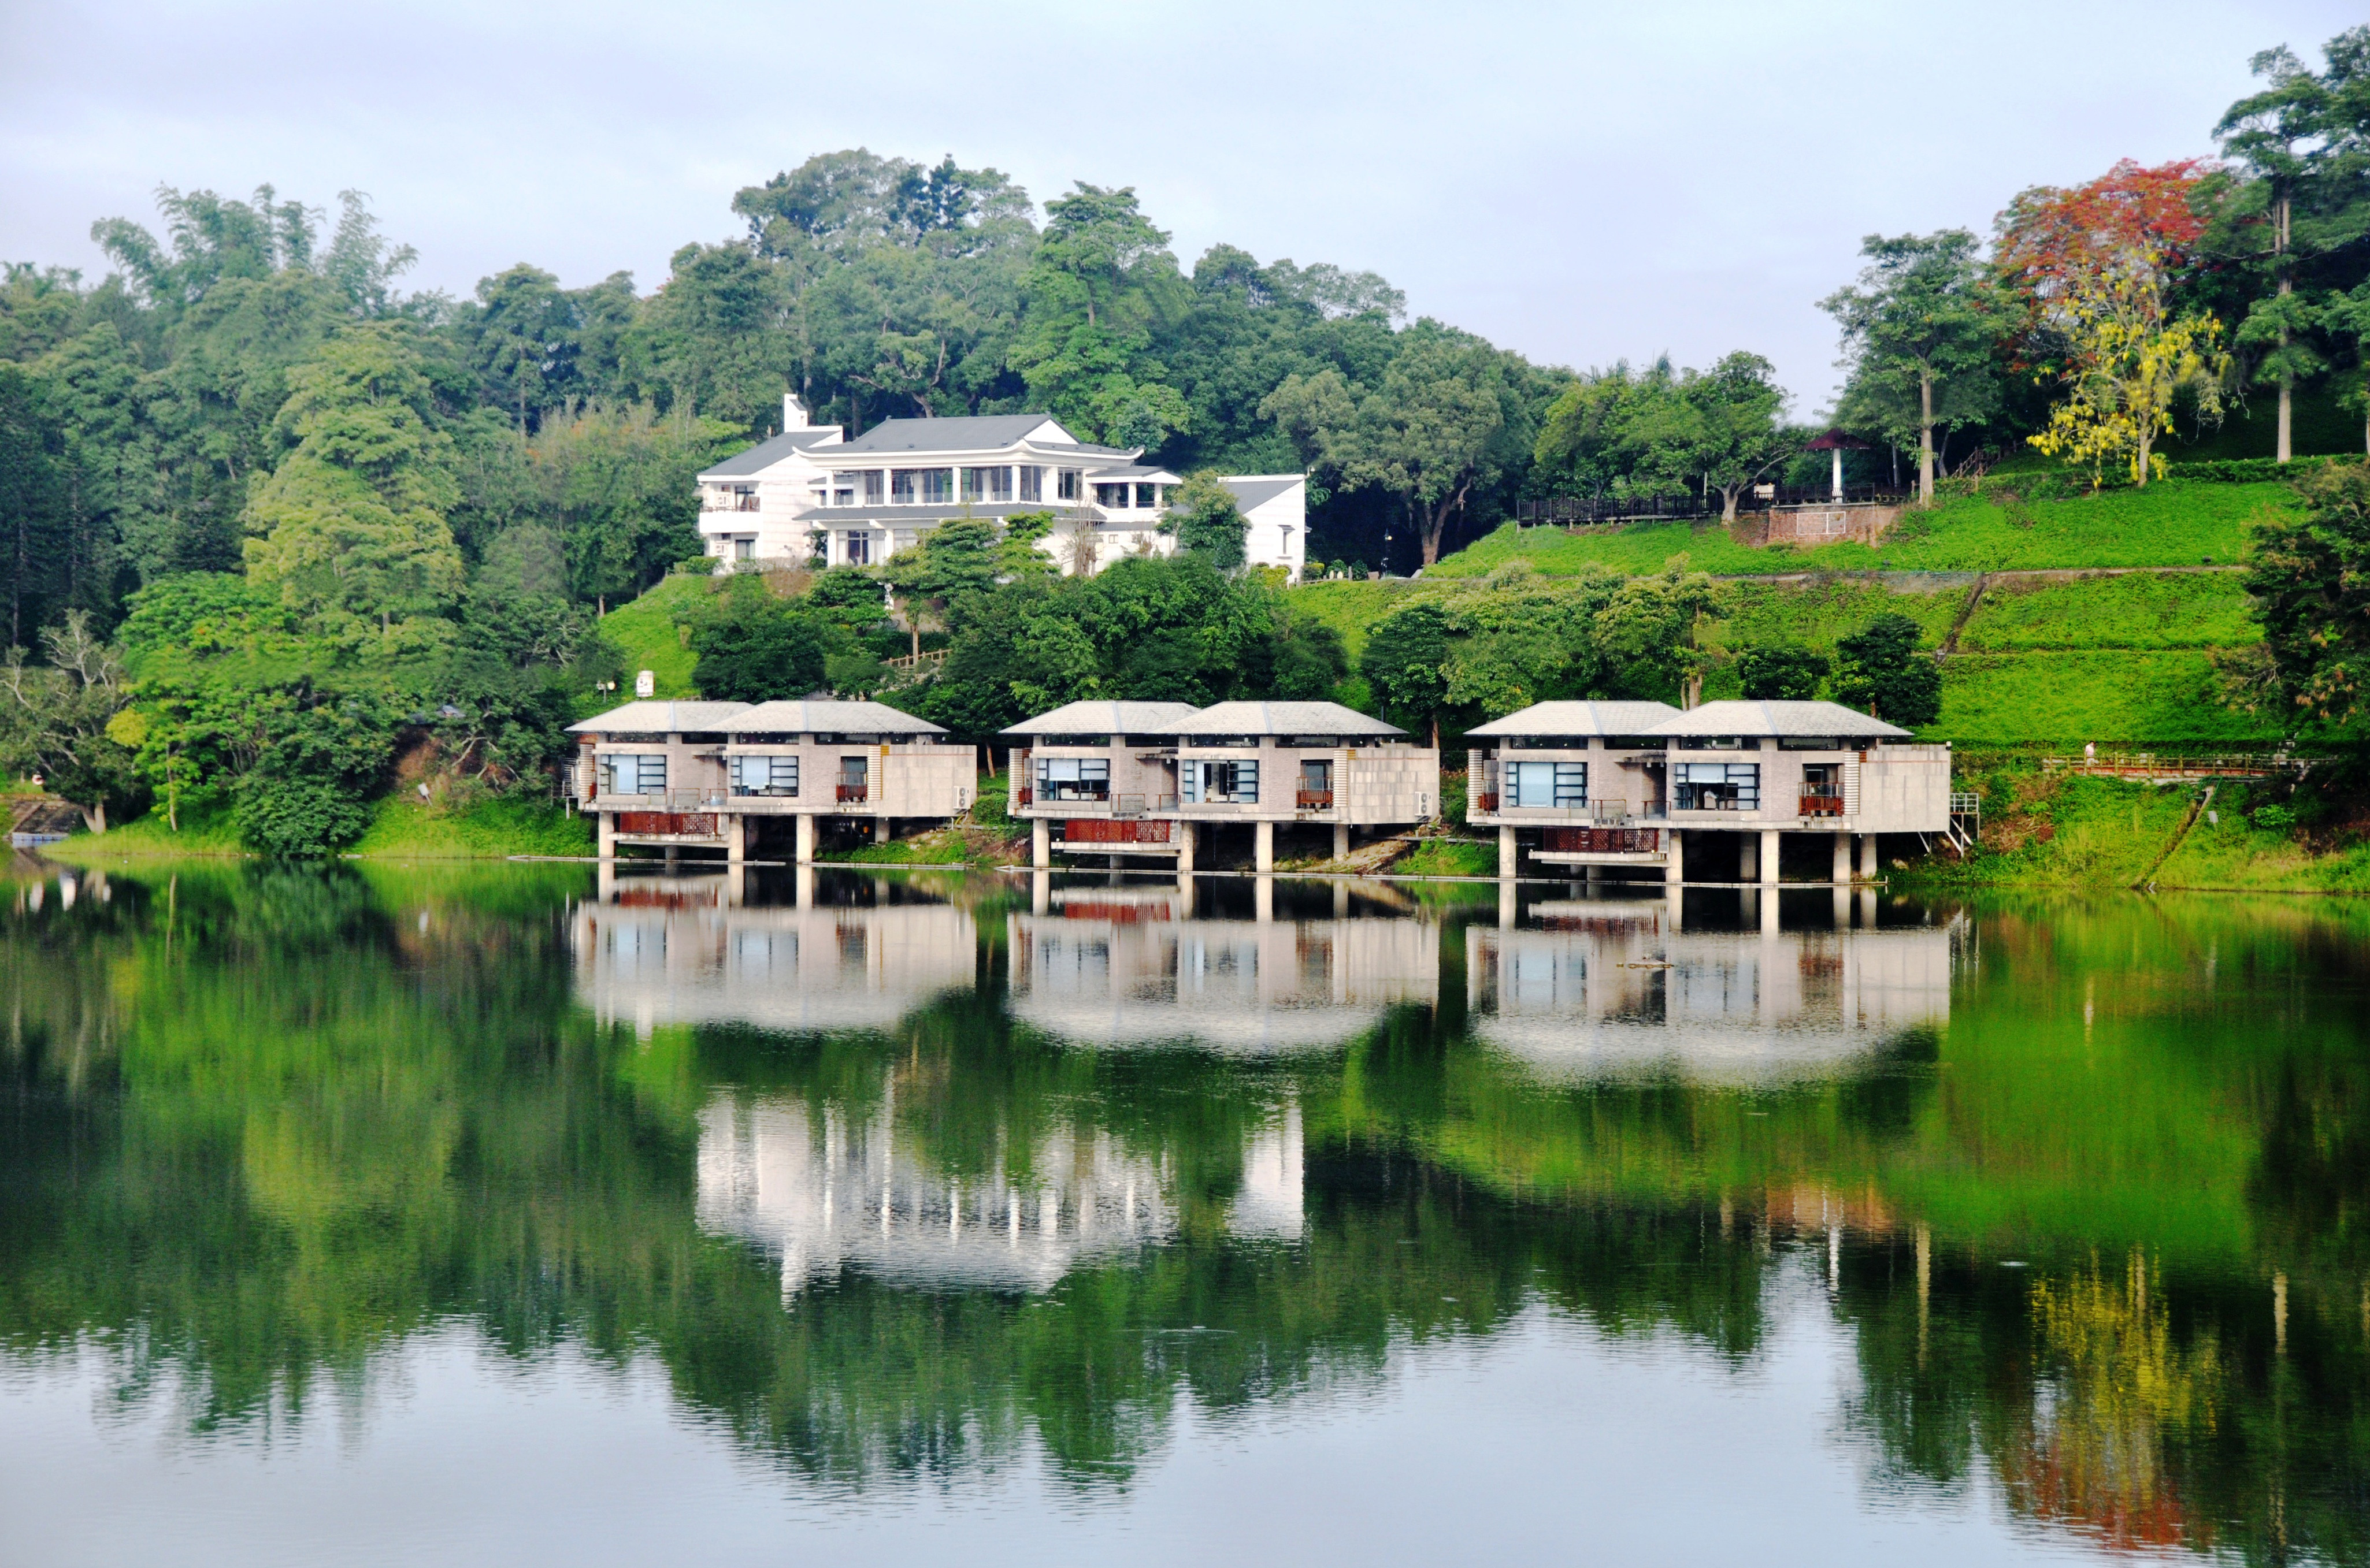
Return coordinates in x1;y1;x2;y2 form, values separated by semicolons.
1533;354;1792;523
0;611;140;830
240;328;465;634
1360;601;1452;740
0;363;70;647
1171;475;1248;569
1819;231;2001;503
1831;614;1942;727
687;577;830;701
2244;460;2370;727
1735;646;1831;701
1008;184;1190;448
233;693;392;854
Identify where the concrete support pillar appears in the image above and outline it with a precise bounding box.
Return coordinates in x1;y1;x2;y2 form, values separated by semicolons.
1760;886;1779;933
1832;831;1852;885
725;864;747;906
1499;825;1518;879
1254;876;1274;922
1739;834;1758;883
874;816;891;844
1586;864;1603;894
1177;873;1195;917
794;863;815;908
795;812;817;865
1333;880;1349;917
1858;833;1879;881
1032;870;1051;915
1254;819;1274;874
1759;828;1780;887
1499;877;1517;928
1333;823;1351;863
1857;886;1878;927
1032;818;1051;870
1175;821;1195;874
1665;828;1685;888
727;812;746;865
597;811;616;860
1831;885;1852;928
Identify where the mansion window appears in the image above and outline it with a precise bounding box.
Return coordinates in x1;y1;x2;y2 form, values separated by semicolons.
597;755;667;796
1507;760;1586;808
1672;763;1759;811
843;532;871;566
861;469;885;504
1184;759;1259;804
962;466;1015;503
891;468;954;505
1019;465;1044;502
1035;756;1111;802
730;755;798;797
1058;469;1082;501
1136;482;1158;509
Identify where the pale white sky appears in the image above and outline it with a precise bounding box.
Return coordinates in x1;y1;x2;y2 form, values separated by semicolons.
2;0;2358;412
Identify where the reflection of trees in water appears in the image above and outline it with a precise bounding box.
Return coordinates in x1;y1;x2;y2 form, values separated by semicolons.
0;868;2367;1556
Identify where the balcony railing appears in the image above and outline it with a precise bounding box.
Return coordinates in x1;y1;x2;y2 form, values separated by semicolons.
1475;793;1499;812
1542;826;1662;854
1060;818;1172;845
1799;792;1845;818
836;783;869;804
615;811;722;838
1296;790;1334;810
1672;793;1753;811
1016;787;1033;807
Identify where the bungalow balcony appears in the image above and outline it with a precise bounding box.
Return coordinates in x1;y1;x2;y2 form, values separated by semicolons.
1530;825;1671;865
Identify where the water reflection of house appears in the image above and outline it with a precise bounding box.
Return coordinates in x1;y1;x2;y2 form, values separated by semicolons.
1466;899;1952;1081
1006;886;1434;1051
696;1094;1304;1295
572;878;976;1036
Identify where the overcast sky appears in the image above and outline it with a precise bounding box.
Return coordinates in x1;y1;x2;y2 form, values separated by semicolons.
2;0;2360;413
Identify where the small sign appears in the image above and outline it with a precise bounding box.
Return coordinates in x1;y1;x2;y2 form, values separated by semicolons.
635;670;655;698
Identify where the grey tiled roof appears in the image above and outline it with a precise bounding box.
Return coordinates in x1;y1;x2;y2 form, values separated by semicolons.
567;701;751;734
697;429;843;478
1174;701;1408;738
1648;700;1913;740
723;699;948;735
1000;701;1203;737
1218;475;1304;511
836;414;1092;455
1465;701;1681;738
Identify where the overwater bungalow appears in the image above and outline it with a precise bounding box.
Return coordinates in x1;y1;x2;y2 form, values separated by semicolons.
1173;700;1440;871
1466;697;1950;882
568;697;974;862
1000;700;1201;868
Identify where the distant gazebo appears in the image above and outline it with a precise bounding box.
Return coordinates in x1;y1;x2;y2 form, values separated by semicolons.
1805;428;1873;501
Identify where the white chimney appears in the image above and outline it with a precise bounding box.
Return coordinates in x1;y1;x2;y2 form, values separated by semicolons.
782;393;809;431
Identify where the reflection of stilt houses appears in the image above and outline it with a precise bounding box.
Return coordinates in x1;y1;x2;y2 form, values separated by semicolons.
572;878;977;1036
1006;886;1436;1051
1466;899;1953;1082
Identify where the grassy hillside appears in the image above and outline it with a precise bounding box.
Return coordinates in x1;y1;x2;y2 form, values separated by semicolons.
591;571;708;704
1426;479;2294;578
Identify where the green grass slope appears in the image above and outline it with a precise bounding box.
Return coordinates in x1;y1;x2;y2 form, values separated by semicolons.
1427;480;2295;579
592;573;709;704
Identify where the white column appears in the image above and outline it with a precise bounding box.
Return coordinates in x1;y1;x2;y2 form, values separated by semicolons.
874;816;890;844
1498;876;1517;928
795;811;817;865
1499;826;1518;879
1832;832;1851;885
1859;833;1879;881
1032;818;1051;870
1333;823;1350;861
1032;870;1051;915
1255;820;1274;874
1760;886;1779;932
727;812;746;865
597;811;616;860
1665;828;1684;887
1254;876;1274;922
1175;820;1195;874
1759;828;1780;886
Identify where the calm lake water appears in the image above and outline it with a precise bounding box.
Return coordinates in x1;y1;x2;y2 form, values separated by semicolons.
3;860;2366;1566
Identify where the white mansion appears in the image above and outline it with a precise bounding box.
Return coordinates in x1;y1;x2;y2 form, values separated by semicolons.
696;396;1308;580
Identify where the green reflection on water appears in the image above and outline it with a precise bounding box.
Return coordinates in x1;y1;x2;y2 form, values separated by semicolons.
2;863;2365;1559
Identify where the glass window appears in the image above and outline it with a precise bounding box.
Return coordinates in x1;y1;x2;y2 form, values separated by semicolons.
1510;760;1587;807
833;486;855;506
733;538;754;560
1679;735;1748;750
1194;760;1259;802
843;532;871;566
1019;465;1044;502
862;470;885;504
962;466;1014;503
1672;762;1759;810
598;755;666;796
1094;482;1129;508
730;755;799;796
1058;469;1081;501
839;756;869;787
1779;735;1845;750
922;469;954;504
1299;760;1330;793
891;469;919;504
1035;756;1111;801
1135;482;1158;509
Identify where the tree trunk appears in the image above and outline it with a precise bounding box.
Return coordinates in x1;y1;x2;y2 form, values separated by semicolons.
1419;482;1468;566
1719;486;1740;523
2276;197;2293;466
1918;371;1935;507
77;800;106;835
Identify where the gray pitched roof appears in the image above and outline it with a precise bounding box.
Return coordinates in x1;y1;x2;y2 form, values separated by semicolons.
1000;701;1203;737
568;700;751;734
1465;700;1682;738
722;699;947;735
1174;701;1408;738
1217;475;1304;511
836;414;1086;455
1648;700;1913;740
697;429;843;479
